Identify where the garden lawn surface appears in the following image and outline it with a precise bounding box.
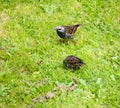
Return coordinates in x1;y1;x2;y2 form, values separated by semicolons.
0;0;120;108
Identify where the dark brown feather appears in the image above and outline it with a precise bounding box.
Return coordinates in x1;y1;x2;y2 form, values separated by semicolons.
64;24;81;35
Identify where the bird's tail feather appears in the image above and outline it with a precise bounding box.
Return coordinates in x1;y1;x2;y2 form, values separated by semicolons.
75;24;82;27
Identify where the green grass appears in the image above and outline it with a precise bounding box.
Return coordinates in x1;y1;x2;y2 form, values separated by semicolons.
0;0;120;107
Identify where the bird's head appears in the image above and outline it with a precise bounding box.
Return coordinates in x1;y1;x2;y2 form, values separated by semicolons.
55;26;65;33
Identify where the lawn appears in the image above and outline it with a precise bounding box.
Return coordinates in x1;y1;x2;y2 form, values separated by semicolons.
0;0;120;107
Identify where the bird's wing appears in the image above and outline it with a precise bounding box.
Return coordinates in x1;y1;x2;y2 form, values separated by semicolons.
71;56;85;66
64;26;78;35
66;56;80;65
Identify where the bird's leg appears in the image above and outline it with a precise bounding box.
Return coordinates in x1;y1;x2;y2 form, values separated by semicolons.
70;66;75;71
58;39;65;44
71;68;74;71
72;39;77;45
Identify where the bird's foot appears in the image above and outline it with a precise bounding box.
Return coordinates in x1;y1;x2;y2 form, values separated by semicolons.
58;39;65;44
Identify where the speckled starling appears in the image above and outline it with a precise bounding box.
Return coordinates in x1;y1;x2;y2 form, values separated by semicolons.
55;24;82;39
63;55;85;70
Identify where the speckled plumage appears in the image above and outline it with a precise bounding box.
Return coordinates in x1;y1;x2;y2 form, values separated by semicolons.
63;55;85;70
55;24;81;39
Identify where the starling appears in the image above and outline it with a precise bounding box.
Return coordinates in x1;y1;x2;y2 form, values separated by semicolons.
63;55;85;70
55;24;82;39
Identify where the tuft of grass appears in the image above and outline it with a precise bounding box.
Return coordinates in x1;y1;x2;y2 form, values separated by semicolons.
0;0;120;107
